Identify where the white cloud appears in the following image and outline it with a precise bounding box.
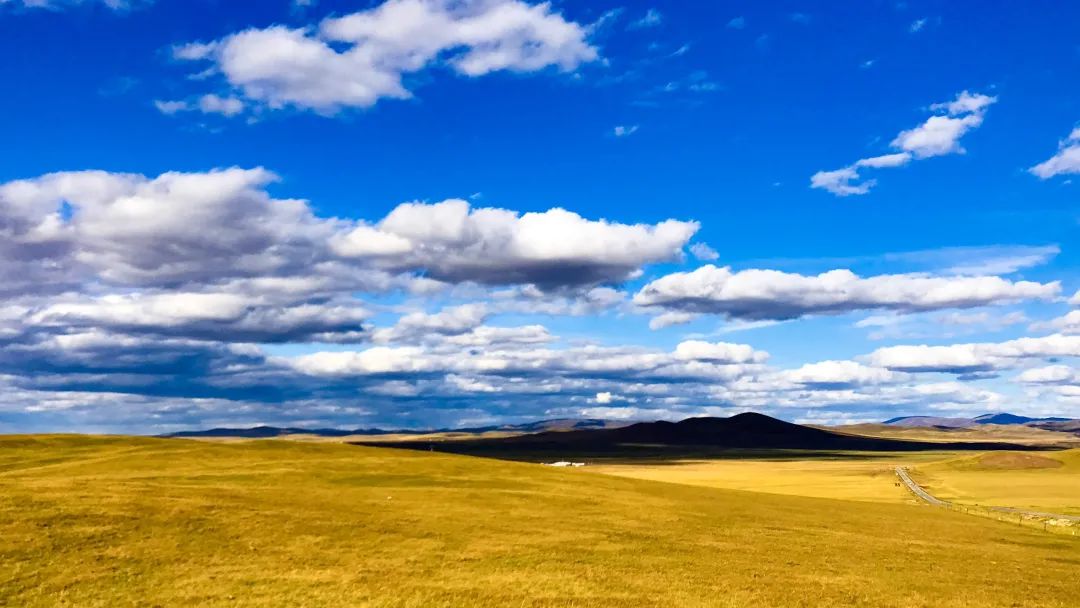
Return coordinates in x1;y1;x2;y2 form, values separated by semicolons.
32;291;370;343
1030;127;1080;179
197;94;244;117
372;303;488;343
155;95;245;118
909;18;927;33
673;340;768;364
174;0;598;114
929;91;996;116
1031;310;1080;335
613;125;639;137
812;91;996;196
0;167;335;289
810;167;875;197
1016;365;1078;385
154;100;189;115
634;265;1058;321
784;360;900;387
0;169;696;294
726;16;745;29
891;113;985;158
689;242;719;261
628;8;661;29
868;334;1080;373
332;199;699;287
648;311;697;330
854;152;912;168
3;0;146;10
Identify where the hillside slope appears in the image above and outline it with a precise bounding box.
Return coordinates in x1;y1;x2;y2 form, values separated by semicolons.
1;436;1077;607
364;412;1036;457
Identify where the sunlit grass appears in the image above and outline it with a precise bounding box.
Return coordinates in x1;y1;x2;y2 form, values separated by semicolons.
910;449;1080;516
1;436;1077;607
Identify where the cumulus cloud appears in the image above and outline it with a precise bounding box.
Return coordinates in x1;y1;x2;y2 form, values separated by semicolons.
30;292;370;343
673;340;768;364
689;242;719;261
1016;365;1078;385
173;0;598;114
634;265;1058;321
371;303;488;344
1031;310;1080;335
1030;127;1080;179
613;125;639;137
809;167;875;197
867;334;1080;374
287;338;768;382
332;199;698;287
0;168;696;296
0;167;335;291
812;91;996;196
783;360;901;388
648;311;697;330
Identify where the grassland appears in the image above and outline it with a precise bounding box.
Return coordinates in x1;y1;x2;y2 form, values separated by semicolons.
829;423;1080;446
908;449;1080;516
2;436;1078;607
587;451;955;504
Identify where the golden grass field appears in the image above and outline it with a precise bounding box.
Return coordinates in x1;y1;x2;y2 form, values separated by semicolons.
908;449;1080;516
587;451;952;504
827;423;1080;446
2;436;1079;607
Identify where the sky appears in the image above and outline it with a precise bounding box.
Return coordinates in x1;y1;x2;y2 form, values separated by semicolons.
0;0;1078;433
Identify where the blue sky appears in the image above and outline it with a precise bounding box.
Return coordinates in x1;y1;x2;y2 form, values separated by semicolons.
0;0;1078;432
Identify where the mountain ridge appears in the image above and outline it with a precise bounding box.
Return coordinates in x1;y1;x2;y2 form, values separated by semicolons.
356;412;1039;455
164;418;624;439
884;412;1075;428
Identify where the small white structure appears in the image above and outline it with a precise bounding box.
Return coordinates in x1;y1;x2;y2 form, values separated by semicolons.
545;461;585;467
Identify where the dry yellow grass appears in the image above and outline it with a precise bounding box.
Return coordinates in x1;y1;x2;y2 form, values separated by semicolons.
3;436;1080;607
829;423;1080;446
909;449;1080;516
587;451;959;504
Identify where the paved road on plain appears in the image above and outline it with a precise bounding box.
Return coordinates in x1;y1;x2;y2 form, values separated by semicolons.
894;466;1080;522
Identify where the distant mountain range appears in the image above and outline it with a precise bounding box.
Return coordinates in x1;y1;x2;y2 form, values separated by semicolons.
165;418;625;439
883;412;1076;428
356;412;1036;456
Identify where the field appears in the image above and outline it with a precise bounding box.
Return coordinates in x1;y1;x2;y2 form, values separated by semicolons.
909;449;1080;516
587;451;953;504
2;436;1079;607
827;423;1080;446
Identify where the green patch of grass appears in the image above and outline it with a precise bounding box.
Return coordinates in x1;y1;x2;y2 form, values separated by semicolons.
1;436;1077;607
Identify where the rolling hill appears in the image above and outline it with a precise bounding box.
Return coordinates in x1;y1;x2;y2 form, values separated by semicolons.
884;412;1075;428
166;418;624;439
359;412;1038;457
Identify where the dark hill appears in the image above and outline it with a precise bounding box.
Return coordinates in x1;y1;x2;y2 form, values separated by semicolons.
357;412;1037;457
972;413;1072;425
884;413;1075;428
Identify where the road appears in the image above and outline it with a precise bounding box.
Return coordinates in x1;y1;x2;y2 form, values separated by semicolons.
894;467;950;507
894;466;1080;523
